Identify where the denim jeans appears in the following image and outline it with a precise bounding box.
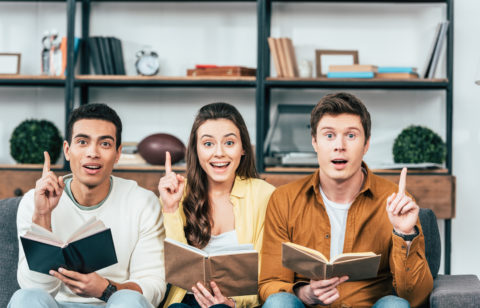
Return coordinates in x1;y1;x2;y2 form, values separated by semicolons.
262;292;410;308
262;292;305;308
8;288;154;308
168;293;230;308
372;295;410;308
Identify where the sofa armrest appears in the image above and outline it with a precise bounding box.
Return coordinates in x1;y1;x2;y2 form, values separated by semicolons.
430;275;480;308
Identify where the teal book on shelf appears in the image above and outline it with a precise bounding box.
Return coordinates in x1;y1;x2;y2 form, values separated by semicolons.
377;67;417;73
327;71;374;79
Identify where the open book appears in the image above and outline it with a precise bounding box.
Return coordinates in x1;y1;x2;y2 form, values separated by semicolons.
20;218;117;275
164;238;258;297
282;242;381;281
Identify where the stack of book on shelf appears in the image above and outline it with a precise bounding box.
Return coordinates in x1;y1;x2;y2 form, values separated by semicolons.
88;36;126;75
326;65;419;80
186;65;256;77
267;37;299;78
376;67;419;79
327;65;376;79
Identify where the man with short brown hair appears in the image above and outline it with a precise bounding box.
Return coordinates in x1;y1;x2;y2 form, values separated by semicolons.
259;92;433;307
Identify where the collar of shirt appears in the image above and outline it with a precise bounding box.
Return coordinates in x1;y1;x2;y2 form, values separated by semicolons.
309;162;375;207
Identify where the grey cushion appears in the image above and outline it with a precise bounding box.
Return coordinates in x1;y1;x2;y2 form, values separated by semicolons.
419;208;441;278
430;275;480;308
0;197;21;308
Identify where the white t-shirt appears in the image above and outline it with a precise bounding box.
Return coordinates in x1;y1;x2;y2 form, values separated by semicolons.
320;186;352;259
202;230;239;254
16;176;166;306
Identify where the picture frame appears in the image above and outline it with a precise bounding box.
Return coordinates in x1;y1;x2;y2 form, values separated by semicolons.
0;53;21;75
315;50;358;77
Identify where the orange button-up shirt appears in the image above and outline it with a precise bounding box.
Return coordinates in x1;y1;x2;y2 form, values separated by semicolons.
259;166;433;308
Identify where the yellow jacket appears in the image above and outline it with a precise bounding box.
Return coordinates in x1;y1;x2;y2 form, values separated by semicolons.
162;176;275;308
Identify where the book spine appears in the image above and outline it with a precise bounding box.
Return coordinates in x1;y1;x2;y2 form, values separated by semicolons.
268;37;283;77
327;71;375;78
428;21;449;79
280;38;295;78
423;22;443;78
60;37;67;76
114;38;126;75
377;67;416;73
204;257;210;288
88;37;102;75
325;264;333;279
286;38;299;77
276;38;289;78
329;65;377;72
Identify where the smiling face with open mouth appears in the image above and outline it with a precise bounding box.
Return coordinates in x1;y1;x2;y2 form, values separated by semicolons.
196;119;245;187
312;113;370;184
64;119;121;193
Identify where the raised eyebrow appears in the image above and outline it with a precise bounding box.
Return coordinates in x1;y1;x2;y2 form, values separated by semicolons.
224;133;238;138
73;134;90;140
99;135;115;141
319;127;335;132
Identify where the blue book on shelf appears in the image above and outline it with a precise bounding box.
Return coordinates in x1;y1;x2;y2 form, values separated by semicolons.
377;67;416;73
327;71;374;79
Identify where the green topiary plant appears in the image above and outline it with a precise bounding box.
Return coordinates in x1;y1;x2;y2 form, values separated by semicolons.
10;119;63;164
393;125;446;164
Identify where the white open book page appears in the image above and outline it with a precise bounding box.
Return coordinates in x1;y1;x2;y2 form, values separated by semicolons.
209;243;255;257
22;217;107;248
331;252;377;263
66;218;107;243
165;238;208;257
165;238;255;257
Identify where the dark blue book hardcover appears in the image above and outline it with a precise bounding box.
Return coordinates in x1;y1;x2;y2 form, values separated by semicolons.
21;226;117;275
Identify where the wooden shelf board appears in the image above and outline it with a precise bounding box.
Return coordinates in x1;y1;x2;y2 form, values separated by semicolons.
74;75;256;87
264;166;449;174
267;77;448;82
113;164;186;172
0;75;65;80
76;75;255;81
0;164;64;170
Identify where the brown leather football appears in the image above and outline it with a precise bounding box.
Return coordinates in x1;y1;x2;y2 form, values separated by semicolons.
137;133;186;165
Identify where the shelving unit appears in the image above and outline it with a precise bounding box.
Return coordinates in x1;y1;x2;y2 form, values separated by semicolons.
0;0;454;273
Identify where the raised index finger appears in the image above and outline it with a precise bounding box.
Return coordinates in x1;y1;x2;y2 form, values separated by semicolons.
165;151;172;174
43;151;51;176
398;167;407;195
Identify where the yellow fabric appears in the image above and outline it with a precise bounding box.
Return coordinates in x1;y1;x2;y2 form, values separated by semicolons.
162;176;275;308
259;164;433;308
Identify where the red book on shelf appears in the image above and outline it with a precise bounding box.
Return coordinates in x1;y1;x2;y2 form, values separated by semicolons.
187;66;256;77
195;64;219;69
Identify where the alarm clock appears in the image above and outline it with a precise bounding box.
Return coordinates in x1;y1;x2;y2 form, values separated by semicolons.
135;49;160;76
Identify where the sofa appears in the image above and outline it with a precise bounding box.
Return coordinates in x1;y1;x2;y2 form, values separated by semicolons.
1;196;480;307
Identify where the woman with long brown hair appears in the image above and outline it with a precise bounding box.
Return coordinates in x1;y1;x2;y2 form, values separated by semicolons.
158;102;275;308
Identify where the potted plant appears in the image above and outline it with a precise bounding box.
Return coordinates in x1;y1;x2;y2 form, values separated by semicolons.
10;119;63;164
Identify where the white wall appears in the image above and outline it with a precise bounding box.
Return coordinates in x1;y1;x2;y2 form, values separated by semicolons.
0;0;478;276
